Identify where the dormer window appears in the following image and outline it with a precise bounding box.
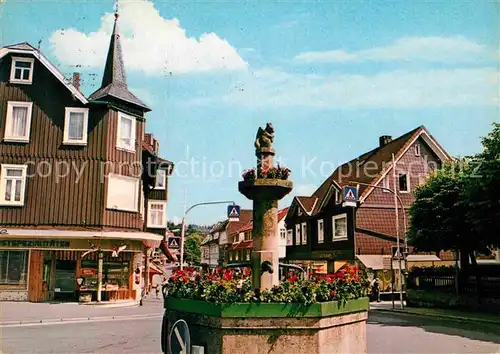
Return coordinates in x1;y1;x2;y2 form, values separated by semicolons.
4;101;33;143
63;108;89;145
10;57;34;84
117;112;136;152
155;169;166;190
298;208;303;216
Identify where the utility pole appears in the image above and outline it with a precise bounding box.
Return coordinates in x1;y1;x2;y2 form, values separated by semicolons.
179;184;187;270
392;153;404;310
179;200;236;271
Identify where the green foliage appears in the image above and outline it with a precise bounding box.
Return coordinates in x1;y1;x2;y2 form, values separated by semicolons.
409;266;456;277
409;123;500;263
164;266;369;304
183;233;203;264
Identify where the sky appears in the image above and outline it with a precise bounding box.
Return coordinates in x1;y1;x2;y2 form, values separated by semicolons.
0;0;498;225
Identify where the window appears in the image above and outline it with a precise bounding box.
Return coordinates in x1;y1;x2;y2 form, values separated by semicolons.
155;169;166;189
415;143;421;156
4;101;33;142
0;164;28;206
10;57;34;84
335;190;341;204
287;230;293;246
0;250;29;286
63;107;89;145
116;112;136;152
280;228;286;240
382;176;390;192
106;174;139;212
398;173;410;193
332;214;348;241
147;201;167;228
298;208;303;216
295;224;300;245
246;250;250;261
317;219;324;244
301;222;307;245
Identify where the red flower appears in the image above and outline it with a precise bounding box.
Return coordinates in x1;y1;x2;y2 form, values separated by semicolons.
288;275;299;283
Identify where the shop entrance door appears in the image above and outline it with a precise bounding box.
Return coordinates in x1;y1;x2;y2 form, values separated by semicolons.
54;260;77;301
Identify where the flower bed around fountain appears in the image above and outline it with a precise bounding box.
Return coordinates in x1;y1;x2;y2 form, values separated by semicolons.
163;266;370;354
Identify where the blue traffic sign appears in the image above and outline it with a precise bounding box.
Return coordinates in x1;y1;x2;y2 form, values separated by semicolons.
169;319;191;354
343;186;358;207
227;205;241;220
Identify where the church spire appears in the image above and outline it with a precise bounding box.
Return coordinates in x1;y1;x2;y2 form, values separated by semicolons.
88;0;150;111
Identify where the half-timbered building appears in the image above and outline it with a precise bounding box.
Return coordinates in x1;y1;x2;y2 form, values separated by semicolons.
285;126;454;284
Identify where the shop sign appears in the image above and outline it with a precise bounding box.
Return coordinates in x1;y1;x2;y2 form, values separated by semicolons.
0;239;70;248
81;268;97;276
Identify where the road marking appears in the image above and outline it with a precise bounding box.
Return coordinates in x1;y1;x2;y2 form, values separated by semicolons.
0;314;162;328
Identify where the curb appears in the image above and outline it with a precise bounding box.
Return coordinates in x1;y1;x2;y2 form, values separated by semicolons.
370;308;500;326
0;313;161;327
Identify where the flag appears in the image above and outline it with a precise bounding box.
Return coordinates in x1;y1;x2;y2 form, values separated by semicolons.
160;240;177;263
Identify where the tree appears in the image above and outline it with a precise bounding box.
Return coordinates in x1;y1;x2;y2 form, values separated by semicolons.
463;122;500;249
183;233;204;264
408;161;480;267
408;123;500;268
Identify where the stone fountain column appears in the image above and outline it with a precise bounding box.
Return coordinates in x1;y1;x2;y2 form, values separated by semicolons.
239;123;292;291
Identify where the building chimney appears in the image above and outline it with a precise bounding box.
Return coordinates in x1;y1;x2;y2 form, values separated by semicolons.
379;135;392;147
72;72;81;90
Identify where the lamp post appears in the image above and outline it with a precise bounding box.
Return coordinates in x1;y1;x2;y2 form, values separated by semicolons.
351;174;407;310
179;200;236;270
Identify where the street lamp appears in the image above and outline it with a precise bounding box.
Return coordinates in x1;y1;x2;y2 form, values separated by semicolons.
350;155;407;310
179;200;236;270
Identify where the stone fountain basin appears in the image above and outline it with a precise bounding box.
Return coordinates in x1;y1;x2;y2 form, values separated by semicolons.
238;179;293;200
164;297;369;354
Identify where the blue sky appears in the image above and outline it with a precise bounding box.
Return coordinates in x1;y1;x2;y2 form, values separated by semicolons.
1;0;498;225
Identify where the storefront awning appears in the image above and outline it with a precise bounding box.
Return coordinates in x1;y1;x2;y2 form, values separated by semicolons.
356;255;406;270
2;229;163;243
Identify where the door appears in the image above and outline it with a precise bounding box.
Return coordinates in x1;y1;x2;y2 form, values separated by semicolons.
54;260;77;301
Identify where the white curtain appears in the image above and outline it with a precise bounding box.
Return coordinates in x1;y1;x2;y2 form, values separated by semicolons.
120;118;132;148
68;112;84;140
11;107;27;137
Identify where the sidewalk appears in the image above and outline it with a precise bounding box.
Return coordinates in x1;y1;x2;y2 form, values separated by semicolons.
370;301;500;325
0;295;164;325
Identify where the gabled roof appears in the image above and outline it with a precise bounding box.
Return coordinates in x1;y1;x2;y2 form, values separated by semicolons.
309;125;452;213
88;13;150;111
278;207;289;223
0;42;88;104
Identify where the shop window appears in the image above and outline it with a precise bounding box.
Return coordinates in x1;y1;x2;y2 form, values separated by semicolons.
0;250;28;286
246;250;250;261
286;229;293;246
103;261;130;290
332;214;348;241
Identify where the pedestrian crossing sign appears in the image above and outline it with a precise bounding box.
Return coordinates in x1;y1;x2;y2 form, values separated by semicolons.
342;186;358;207
168;237;180;249
227;205;241;222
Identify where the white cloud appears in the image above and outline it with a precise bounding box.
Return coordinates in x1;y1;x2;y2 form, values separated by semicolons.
187;67;499;109
295;36;491;64
49;0;247;75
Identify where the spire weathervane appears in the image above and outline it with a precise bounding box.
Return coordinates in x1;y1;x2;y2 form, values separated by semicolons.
114;0;119;18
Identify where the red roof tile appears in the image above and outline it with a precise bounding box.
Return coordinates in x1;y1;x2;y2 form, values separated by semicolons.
278;207;289;222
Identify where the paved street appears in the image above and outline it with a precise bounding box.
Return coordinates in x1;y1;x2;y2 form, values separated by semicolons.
1;308;499;354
